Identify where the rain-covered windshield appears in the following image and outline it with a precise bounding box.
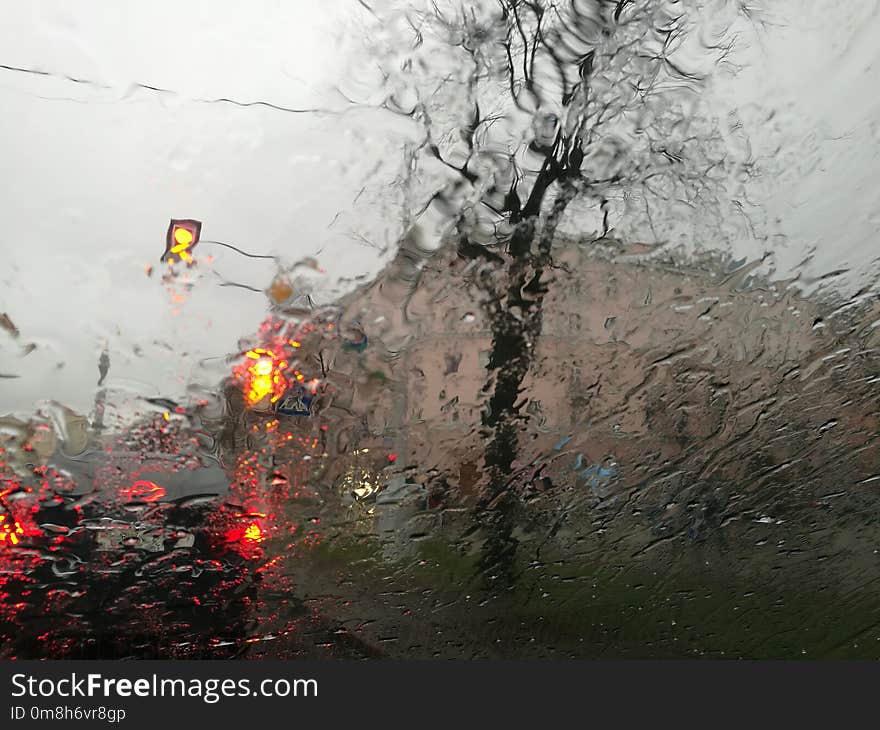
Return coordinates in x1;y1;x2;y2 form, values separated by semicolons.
2;0;880;659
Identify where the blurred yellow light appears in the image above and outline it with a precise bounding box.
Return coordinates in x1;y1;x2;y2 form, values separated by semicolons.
254;358;273;376
173;227;194;246
0;513;25;546
249;376;272;404
240;348;287;406
268;280;293;305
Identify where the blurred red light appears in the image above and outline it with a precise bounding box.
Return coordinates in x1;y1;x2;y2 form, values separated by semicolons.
119;480;166;503
223;521;267;545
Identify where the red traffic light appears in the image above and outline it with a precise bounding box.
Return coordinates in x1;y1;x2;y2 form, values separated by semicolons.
162;219;202;263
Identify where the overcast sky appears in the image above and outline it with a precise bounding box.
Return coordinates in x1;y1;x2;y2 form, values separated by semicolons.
1;0;878;417
0;0;392;415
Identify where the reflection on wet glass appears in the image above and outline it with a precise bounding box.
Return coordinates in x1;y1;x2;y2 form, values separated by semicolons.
2;0;880;658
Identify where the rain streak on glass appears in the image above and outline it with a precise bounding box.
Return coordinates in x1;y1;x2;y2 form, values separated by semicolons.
1;0;880;658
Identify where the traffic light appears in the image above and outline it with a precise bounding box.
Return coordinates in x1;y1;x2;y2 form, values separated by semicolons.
162;219;202;263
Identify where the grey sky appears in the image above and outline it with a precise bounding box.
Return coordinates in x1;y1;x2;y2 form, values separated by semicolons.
710;0;880;294
0;0;389;415
1;0;878;418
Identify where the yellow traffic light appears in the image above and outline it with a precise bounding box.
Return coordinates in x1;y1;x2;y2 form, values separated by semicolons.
162;219;202;263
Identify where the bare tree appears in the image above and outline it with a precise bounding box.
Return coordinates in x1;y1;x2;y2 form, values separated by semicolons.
357;0;759;583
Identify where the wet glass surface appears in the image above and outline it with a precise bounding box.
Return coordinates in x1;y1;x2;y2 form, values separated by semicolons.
2;0;880;658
